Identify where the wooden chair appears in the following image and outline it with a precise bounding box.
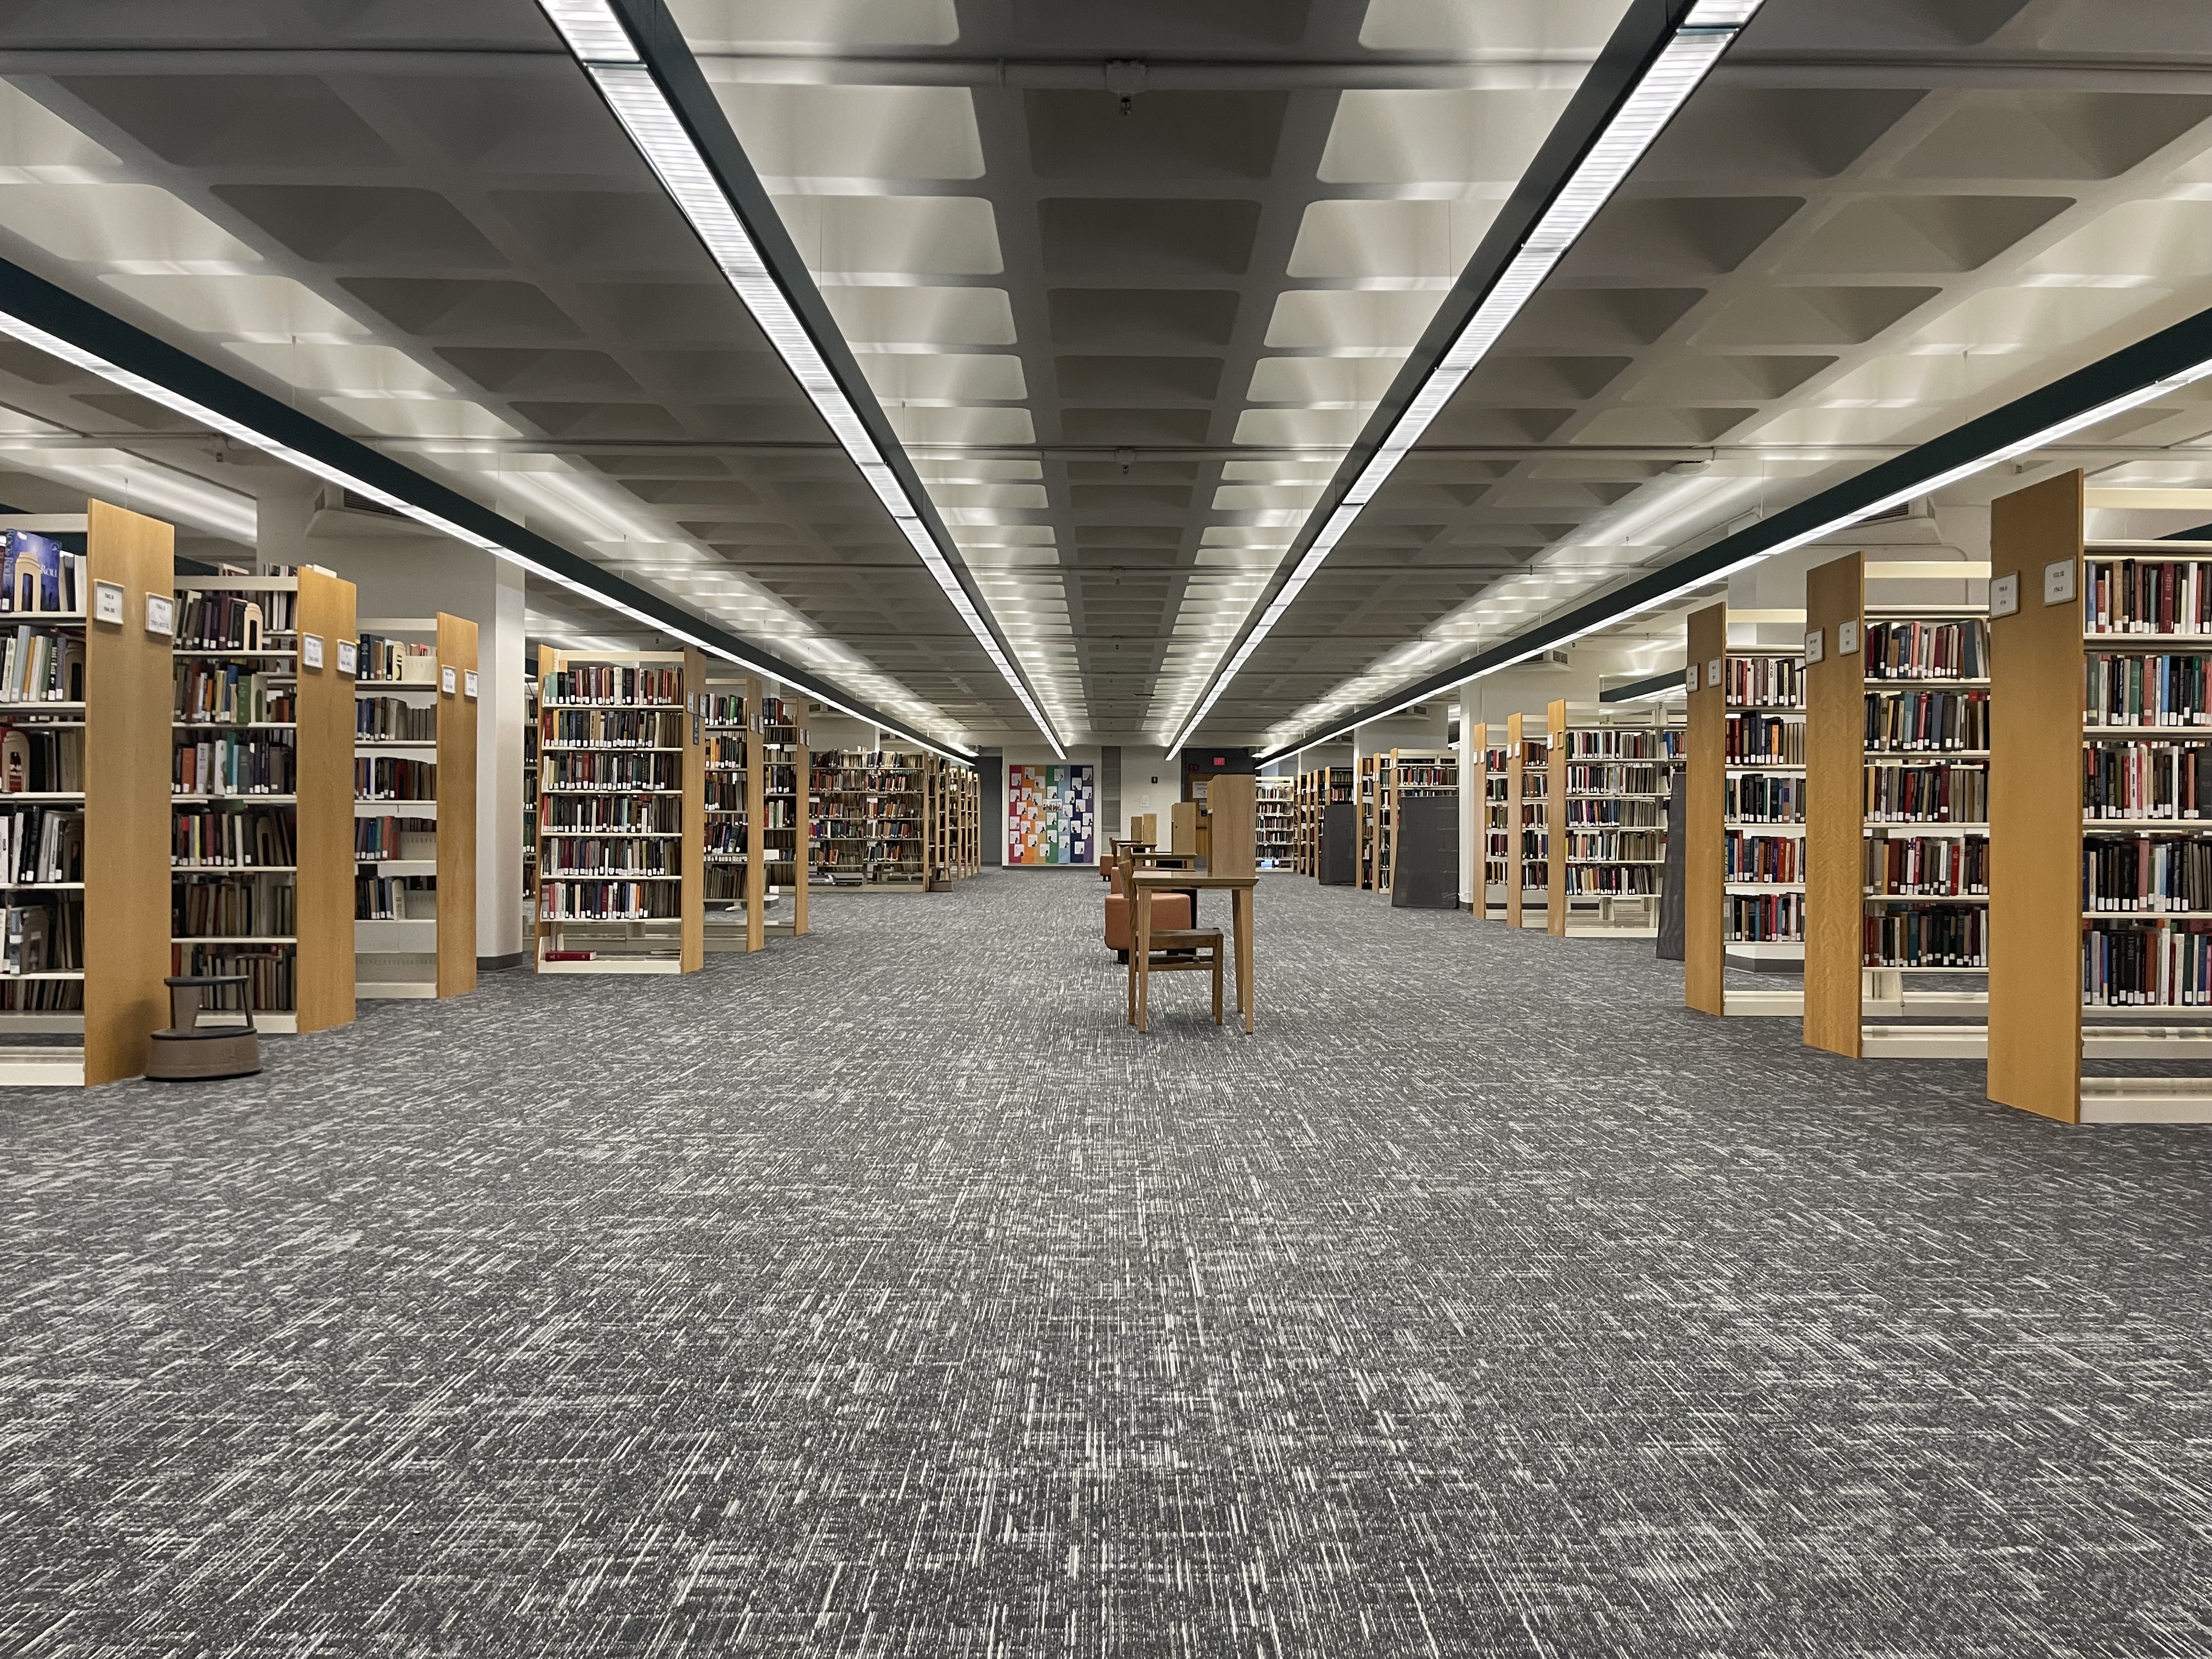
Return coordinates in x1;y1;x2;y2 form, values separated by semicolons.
1126;891;1225;1029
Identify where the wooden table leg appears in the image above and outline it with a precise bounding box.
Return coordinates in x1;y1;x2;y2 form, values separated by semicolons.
1135;885;1150;1032
1235;885;1254;1034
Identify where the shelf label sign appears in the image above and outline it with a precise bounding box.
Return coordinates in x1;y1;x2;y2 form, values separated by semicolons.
301;632;324;670
1684;663;1698;692
441;665;457;695
1706;656;1722;687
1990;572;2021;618
464;670;479;701
93;579;124;625
1838;619;1861;655
1803;628;1824;664
2044;558;2076;607
144;594;174;637
336;639;358;676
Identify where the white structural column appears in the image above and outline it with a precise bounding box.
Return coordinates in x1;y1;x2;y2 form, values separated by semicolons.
256;480;530;963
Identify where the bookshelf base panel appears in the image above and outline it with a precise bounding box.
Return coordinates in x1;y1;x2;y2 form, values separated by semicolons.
1722;990;1804;1017
359;981;437;1000
2080;1079;2212;1124
0;1047;85;1086
1861;1025;1987;1059
535;955;685;975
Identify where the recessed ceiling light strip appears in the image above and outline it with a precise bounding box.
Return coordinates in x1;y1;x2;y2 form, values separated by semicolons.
1160;0;1760;757
535;0;1067;758
0;267;975;764
1252;311;2212;761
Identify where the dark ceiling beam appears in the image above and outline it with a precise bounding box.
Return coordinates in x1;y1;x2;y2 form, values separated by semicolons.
0;251;971;756
1257;301;2212;760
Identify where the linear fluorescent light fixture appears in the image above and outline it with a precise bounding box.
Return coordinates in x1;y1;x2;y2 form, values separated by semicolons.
0;305;975;764
1256;347;2212;761
1161;0;1759;757
535;0;1066;759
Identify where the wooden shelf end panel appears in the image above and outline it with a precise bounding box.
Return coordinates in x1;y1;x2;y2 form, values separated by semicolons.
1803;552;1865;1059
1988;472;2085;1122
1685;603;1726;1015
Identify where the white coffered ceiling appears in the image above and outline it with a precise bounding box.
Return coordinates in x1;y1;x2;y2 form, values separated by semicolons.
0;0;2208;750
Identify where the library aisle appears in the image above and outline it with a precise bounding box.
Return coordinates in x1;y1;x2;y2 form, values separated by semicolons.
5;874;2211;1655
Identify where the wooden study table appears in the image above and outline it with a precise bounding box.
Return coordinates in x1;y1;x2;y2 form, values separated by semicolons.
1130;869;1257;1034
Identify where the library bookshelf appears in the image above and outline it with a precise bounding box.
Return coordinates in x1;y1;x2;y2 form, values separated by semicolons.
170;563;356;1038
1504;711;1548;927
1989;471;2212;1124
1686;603;1805;1017
1357;753;1382;890
1476;727;1509;917
534;646;703;974
702;676;809;950
522;668;538;937
0;505;172;1086
813;748;926;890
1257;775;1295;870
1385;748;1454;897
1294;770;1318;874
353;615;477;1000
1804;552;1990;1060
1546;699;1679;939
924;757;980;886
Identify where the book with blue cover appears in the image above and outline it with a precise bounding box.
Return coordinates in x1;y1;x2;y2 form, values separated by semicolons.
1;531;64;613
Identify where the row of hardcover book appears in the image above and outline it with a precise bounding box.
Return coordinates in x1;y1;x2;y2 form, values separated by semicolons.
1866;835;1988;896
2083;836;2212;912
543;709;680;747
1726;714;1806;765
2084;653;2212;727
173;876;295;940
177;738;294;798
2084;743;2212;819
0;806;81;885
1864;763;1988;824
357;697;435;742
1865;907;1983;968
176;664;291;726
1864;618;1987;681
1866;689;1988;752
2084;922;2212;1006
1725;832;1802;884
2084;558;2212;638
0;627;84;705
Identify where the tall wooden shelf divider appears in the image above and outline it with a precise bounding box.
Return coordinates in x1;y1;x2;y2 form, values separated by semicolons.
353;614;477;1000
1804;552;1989;1060
534;646;702;973
1989;471;2212;1124
0;504;172;1086
1547;698;1675;939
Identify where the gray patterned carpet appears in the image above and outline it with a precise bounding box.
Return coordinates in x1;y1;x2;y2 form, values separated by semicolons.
5;870;2211;1657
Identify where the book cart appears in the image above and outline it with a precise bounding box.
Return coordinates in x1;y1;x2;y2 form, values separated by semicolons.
1989;471;2212;1123
172;562;356;1037
0;505;171;1085
1804;552;1990;1059
1685;603;1805;1017
1504;711;1548;927
1257;775;1295;870
534;646;703;973
353;615;477;1000
1546;698;1680;939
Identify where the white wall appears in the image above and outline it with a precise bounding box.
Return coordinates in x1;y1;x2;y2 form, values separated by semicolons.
255;481;528;963
1118;744;1181;838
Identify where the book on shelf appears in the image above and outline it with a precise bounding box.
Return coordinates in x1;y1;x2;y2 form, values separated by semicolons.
0;626;84;704
0;531;82;616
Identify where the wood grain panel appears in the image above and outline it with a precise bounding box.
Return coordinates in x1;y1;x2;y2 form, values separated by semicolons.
1685;603;1726;1015
1546;699;1567;936
82;500;174;1084
435;613;478;997
293;568;357;1033
1471;723;1488;921
743;674;765;952
1988;471;2084;1122
1505;712;1525;928
681;646;704;973
1803;552;1865;1058
1210;772;1256;879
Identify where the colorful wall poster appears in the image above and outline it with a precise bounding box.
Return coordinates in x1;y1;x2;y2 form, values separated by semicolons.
1006;763;1096;865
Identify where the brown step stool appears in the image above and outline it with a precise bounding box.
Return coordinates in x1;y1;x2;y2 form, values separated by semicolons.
146;975;262;1081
